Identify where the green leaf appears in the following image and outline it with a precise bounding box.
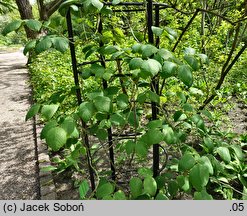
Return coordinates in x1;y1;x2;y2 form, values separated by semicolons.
112;0;121;5
137;92;147;104
104;86;119;96
59;0;79;16
178;65;193;87
45;127;67;151
40;165;57;172
81;67;92;79
198;53;209;64
163;125;175;144
200;110;213;120
177;175;190;192
96;183;115;199
184;55;199;71
113;190;126;200
243;187;247;200
155;192;169;200
25;19;42;32
138;167;153;178
132;43;142;53
70;127;80;139
102;72;112;81
135;141;148;157
110;113;126;126
94;96;112;113
35;37;52;54
146;129;164;145
53;37;69;53
99;118;112;129
125;140;136;155
231;145;244;161
91;63;105;77
151;26;164;36
217;147;231;163
198;156;214;175
168;180;179;197
87;91;104;100
91;0;103;10
129;58;143;70
184;47;196;55
161;61;177;78
103;45;119;55
178;153;196;171
96;129;107;140
127;111;139;127
177;92;187;103
182;103;194;112
25;104;41;121
194;189;213;200
191;114;206;131
40;120;57;139
116;94;129;109
164;27;178;39
147;90;160;103
129;177;143;199
23;40;37;55
141;44;158;58
189;164;209;191
147;120;162;129
143;176;157;197
79;180;89;199
158;48;173;60
203;137;214;153
141;59;162;77
238;174;247;187
173;110;187;122
2;20;23;36
79;102;96;122
41;104;59;120
190;87;204;96
61;117;76;135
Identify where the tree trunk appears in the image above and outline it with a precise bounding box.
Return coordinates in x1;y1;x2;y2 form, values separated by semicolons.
37;0;64;21
15;0;38;39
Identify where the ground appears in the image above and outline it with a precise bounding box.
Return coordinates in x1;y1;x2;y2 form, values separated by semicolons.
0;50;39;199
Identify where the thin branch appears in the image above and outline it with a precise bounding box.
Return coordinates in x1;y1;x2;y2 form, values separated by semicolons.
198;8;235;25
221;23;241;73
172;9;199;52
46;0;64;19
200;43;247;110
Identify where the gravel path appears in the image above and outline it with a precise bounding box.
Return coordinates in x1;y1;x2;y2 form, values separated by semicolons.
0;50;39;199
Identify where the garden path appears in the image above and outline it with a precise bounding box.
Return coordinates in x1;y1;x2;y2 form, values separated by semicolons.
0;50;39;199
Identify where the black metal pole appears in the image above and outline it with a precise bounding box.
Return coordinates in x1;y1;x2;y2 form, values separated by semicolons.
147;0;154;44
147;0;159;178
98;17;116;181
155;5;160;47
66;9;96;191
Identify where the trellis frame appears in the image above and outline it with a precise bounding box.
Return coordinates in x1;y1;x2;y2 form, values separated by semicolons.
65;0;170;191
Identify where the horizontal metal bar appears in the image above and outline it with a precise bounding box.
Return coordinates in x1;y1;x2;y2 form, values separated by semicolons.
73;1;170;8
113;9;146;12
